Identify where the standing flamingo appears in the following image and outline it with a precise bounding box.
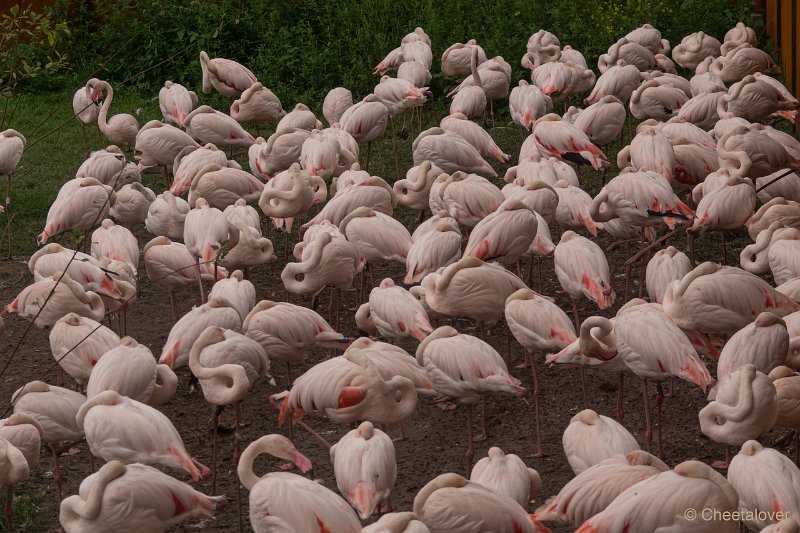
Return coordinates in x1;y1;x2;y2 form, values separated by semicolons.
416;326;526;475
0;129;25;257
89;80;139;149
356;278;432;342
562;409;639;475
76;390;210;481
339;94;389;170
230;82;285;127
469;447;541;506
49;313;120;389
184;106;256;147
73;80;100;155
158;80;198;127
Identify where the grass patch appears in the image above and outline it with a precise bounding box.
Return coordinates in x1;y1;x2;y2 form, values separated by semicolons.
0;487;42;532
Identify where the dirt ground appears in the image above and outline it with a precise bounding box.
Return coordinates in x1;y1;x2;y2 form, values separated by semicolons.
0;208;795;532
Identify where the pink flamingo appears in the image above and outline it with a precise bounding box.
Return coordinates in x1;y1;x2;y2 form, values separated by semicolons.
509;80;552;131
469;446;541;506
146;192;189;240
449;48;487;120
186;163;263;210
576;461;738;532
3;272;105;329
584;60;642;105
158;80;198;127
72;80;99;155
769;366;800;462
230;82;285;127
323;87;353;126
715;312;788;389
533;451;668;528
109;182;155;225
170;143;228;195
91;219;138;274
598;38;656;72
199;50;256;98
237;434;360;533
60;461;226;532
562;409;639;475
414;129;497;177
77;390;210;480
330;421;396;518
183;197;229;298
134;120;197;175
276;103;323;133
532;113;609;169
37;178;116;245
645;246;692;304
356;278;432;342
89;80;139;149
629;79;688;121
429;171;504;227
505;288;576;456
441;39;487;77
339;94;388;170
672;32;721;70
463;198;537;266
405;213;461;284
49;313;120;389
439;113;510;162
208;270;255;321
259;163;326;234
416;326;526;475
184;106;255;147
362;512;431;533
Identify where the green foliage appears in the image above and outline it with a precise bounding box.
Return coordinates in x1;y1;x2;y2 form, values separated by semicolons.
58;0;764;105
0;3;71;96
0;488;42;532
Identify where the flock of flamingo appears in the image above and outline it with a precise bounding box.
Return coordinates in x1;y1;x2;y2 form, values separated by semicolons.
0;17;800;533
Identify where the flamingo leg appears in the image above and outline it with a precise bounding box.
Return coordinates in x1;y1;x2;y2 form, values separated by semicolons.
537;257;543;291
617;373;625;425
527;258;534;288
51;445;62;503
292;416;332;449
169;290;178;324
656;382;665;459
530;352;544;457
391;116;399;181
624;263;632;301
283;229;289;261
56;366;64;388
795;432;799;466
579;366;588;408
687;231;696;266
162;165;170;189
81;123;90;158
211;404;223;495
465;404;475;477
5;173;12;259
505;320;512;367
642;378;653;453
195;258;206;304
721;232;728;265
365;142;372;172
5;485;13;533
571;299;579;331
478;320;485;340
417;209;426;225
477;398;488;441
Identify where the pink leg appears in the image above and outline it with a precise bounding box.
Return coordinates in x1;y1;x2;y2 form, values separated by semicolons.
465;404;475;477
655;383;665;459
169;290;178;324
641;378;652;453
579;366;588;408
712;447;732;470
721;232;728;265
5;485;13;533
211;404;222;494
571;299;580;331
51;445;62;503
196;258;206;304
505;320;512;367
530;352;544;457
478;398;488;441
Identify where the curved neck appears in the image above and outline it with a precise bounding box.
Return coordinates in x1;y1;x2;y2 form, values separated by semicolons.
148;364;178;405
470;49;482;88
61;461;126;522
98;84;113;129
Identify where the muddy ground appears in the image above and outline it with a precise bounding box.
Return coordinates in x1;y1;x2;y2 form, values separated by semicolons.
0;214;794;533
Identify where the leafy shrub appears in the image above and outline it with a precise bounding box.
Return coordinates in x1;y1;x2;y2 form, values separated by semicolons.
56;0;764;104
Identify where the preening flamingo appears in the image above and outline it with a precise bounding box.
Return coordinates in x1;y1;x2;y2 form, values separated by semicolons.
672;31;721;70
645;246;692;304
37;177;116;245
0;435;30;532
72;80;100;155
510;80;552;131
449;48;487;120
339;94;388;170
330;421;396;519
428;171;504;227
186;163;263;209
208;270;255;321
416;326;526;475
413;129;496;177
230;82;285;126
584;60;642;105
59;461;226;533
89;80;139;149
76;390;210;481
0;129;25;257
184;106;256;147
356;278;432;342
237;434;360;533
769;366;800;462
199;50;256;98
462;198;536;265
109;182;155;225
532;114;609;170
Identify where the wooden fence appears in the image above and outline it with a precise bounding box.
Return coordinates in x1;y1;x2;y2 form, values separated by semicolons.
760;0;799;98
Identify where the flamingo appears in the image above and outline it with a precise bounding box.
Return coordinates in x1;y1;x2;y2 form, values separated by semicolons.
401;39;433;70
449;48;487;120
356;278;432;342
416;326;526;475
330;421;396;519
441;39;487;76
158;295;241;369
243;300;351;385
672;32;721;70
722;22;757;54
629;79;688;121
393;160;443;215
710;44;780;82
462;198;537;266
109;182;155;225
689;175;756;263
189;326;269;492
223;224;273;273
361;512;432;533
598;38;656;72
645;246;692;304
301;176;396;232
199;50;256;98
533;451;668;528
554;230;615;327
28;244;125;304
0;437;28;533
727;440;800;530
532;114;609;169
2;272;105;329
663;262;800;335
170;143;229;195
0;129;24;257
59;461;226;533
525;29;561;63
741;223;800;284
413;129;496;177
273;348;418;430
186;163;263;210
258;163;325;236
77;390;210;481
237;434;360;533
0;412;43;473
469;446;541;506
90;219;138;274
617;126;676;181
576;460;739;532
676;88;725;129
562;409;639;475
719;74;797;123
769;366;800;462
624;24;670;54
413;473;550;533
339;207;412;283
75;145;126;186
404;214;461;284
158;80;197;127
49;313;120;389
699;364;778;467
72;80;100;155
420;257;528;335
505;288;576;456
134;121;197;176
570;95;626;150
440;113;509;162
89;80;139;149
428;171;504;227
339;94;388;170
323;87;353;126
276;103;323;133
345;338;434;400
85;336;176;406
37;178;116;245
11;381;86;503
145;192;190;240
183;197;229;300
509;80;552;131
715;312;788;389
584;60;642;105
184;106;256;147
230;82;285;127
208;270;255;321
281;228;361;299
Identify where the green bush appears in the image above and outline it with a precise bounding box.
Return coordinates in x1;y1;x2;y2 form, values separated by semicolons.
55;0;764;104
